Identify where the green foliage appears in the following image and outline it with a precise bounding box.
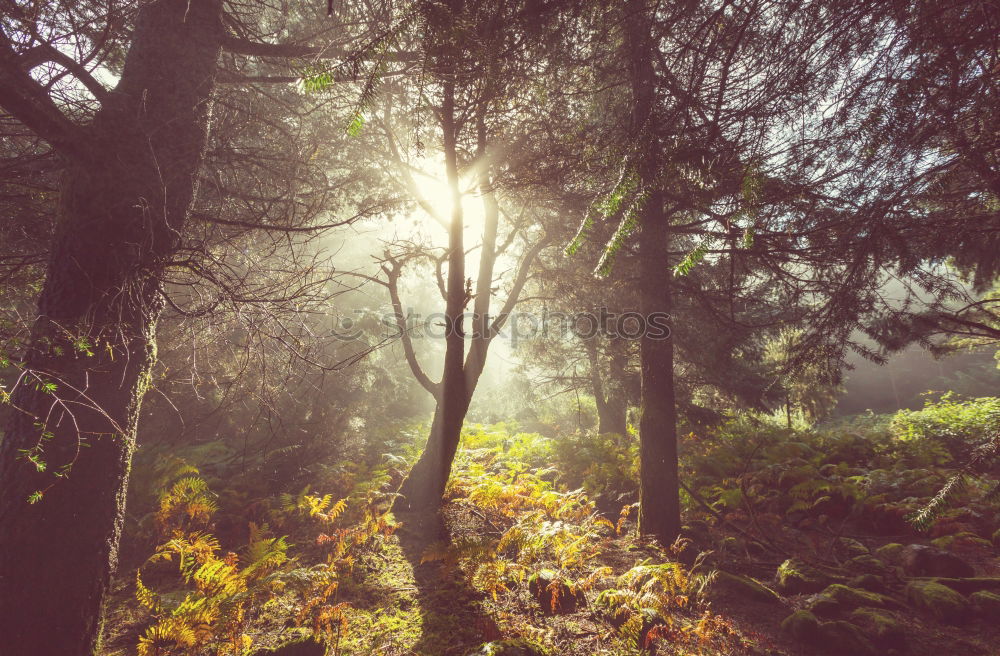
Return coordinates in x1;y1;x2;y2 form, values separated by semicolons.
421;429;615;606
891;393;1000;459
551;432;638;511
673;239;711;277
594;192;646;278
681;415;987;539
565;165;638;257
891;395;1000;530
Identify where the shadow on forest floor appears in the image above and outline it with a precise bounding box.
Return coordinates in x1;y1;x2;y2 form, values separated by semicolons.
391;508;501;656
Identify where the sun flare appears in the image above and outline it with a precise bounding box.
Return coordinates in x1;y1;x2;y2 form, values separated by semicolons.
413;166;486;237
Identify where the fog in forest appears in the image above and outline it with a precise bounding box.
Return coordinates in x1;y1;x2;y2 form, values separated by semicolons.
1;1;998;655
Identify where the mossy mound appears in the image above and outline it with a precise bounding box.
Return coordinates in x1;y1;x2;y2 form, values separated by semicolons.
834;537;869;558
905;580;968;622
821;584;895;611
780;610;821;643
805;593;840;618
909;576;1000;595
846;554;890;575
874;543;904;564
848;574;885;594
818;620;877;655
775;558;829;594
849;607;905;651
931;532;993;551
970;590;1000;620
901;544;975;578
708;571;781;604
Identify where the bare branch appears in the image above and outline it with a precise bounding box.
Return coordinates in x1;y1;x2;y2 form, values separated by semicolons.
382;258;441;398
0;37;88;158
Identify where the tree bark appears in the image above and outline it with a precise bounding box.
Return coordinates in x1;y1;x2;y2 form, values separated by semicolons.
0;1;223;653
606;337;631;437
395;78;469;512
626;0;682;546
584;337;628;436
637;187;681;546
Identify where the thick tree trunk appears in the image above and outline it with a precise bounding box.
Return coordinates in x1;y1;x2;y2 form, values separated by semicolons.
637;189;681;546
397;382;471;512
601;404;628;437
0;2;222;653
626;0;682;546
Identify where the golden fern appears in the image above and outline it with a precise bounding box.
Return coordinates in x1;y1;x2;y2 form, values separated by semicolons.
155;475;218;534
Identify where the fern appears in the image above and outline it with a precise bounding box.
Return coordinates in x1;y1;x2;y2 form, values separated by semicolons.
596;558;712;650
155;475;218;535
135;571;161;612
136;472;341;656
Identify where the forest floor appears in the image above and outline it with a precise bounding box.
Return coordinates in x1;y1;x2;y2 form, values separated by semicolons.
317;505;1000;656
103;494;1000;656
100;414;1000;655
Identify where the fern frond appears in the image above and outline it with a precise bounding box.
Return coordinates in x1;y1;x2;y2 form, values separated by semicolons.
135;571;161;612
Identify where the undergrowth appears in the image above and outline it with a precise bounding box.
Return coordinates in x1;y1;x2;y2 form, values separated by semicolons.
111;395;1000;655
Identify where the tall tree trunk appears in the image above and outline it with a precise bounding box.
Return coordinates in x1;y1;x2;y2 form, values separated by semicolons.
395;78;469;512
637;189;681;546
605;337;630;436
0;1;223;653
626;0;682;546
392;7;546;513
584;337;628;435
584;336;612;431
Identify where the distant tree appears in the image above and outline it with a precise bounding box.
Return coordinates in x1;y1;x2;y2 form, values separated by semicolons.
764;329;843;427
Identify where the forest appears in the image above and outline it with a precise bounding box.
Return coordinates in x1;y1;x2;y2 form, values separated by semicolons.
1;0;999;654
